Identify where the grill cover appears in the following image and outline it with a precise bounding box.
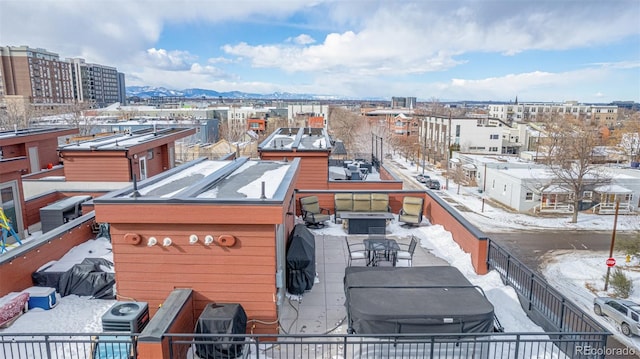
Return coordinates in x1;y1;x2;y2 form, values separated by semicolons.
195;303;247;359
344;266;495;335
286;224;316;295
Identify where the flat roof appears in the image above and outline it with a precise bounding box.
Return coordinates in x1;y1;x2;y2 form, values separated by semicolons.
0;127;77;141
97;157;299;202
258;127;331;152
58;128;190;151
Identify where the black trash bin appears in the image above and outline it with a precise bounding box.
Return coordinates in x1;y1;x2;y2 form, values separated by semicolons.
195;303;247;359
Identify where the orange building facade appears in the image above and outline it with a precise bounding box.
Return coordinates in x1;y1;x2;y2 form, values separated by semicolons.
94;157;301;334
59;127;196;182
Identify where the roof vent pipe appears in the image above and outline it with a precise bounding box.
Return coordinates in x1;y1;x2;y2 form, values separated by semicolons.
260;181;266;199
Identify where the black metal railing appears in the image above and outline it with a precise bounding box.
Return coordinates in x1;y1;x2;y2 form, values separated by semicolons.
166;332;609;359
486;239;609;355
0;333;136;359
1;331;610;359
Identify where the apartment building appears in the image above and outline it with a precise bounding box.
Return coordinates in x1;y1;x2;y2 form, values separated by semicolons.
417;115;508;164
0;46;74;106
488;101;618;125
0;46;125;110
68;58;122;108
391;96;416;109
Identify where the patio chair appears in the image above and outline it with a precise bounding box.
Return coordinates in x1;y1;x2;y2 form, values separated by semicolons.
334;193;353;223
370;193;391;212
345;237;367;266
300;196;331;228
398;196;424;226
396;236;418;267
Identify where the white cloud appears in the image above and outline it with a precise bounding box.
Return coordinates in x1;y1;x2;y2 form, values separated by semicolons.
143;48;197;71
287;34;316;45
1;0;638;101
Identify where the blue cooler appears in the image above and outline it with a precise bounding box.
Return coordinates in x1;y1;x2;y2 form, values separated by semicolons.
23;287;58;310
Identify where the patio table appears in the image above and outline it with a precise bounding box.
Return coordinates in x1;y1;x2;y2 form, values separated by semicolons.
363;238;399;266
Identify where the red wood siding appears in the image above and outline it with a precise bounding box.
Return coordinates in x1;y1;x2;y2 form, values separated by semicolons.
0;144;25;158
25;138;60;170
108;223;278;322
261;152;329;191
62;155;131;181
131;146;165;179
22;166;65;179
423;195;488;274
24;191;64;227
96;203;285;225
0;220;95;296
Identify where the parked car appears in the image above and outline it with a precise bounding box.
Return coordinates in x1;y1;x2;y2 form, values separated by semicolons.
425;179;441;190
415;174;430;183
593;297;640;336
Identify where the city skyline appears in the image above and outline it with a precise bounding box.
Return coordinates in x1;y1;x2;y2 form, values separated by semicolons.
1;0;639;103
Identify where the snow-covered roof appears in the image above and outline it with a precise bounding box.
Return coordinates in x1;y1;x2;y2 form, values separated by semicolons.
58;128;190;151
259;127;331;152
101;157;298;201
593;184;633;194
540;184;572;193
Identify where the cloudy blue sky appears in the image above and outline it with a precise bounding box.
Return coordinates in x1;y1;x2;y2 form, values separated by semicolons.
1;0;639;102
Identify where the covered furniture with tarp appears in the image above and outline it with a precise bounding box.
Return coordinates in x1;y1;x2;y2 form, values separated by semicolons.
344;266;495;335
286;224;316;295
55;258;115;299
195;303;247;359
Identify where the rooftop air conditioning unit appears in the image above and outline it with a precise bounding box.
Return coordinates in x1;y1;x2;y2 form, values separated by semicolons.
101;301;149;333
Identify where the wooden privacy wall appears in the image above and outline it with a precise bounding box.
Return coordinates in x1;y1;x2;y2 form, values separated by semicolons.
423;193;489;274
108;222;279;334
0;218;96;296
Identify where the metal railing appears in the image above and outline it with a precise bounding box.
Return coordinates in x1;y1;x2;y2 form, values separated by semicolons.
486;239;609;355
0;330;611;359
166;332;609;359
0;333;136;359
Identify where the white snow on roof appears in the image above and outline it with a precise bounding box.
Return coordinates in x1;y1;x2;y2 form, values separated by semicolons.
138;161;228;197
237;164;289;199
593;184;633;193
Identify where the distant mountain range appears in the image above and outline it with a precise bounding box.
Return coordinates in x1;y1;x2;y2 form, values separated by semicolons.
126;86;347;100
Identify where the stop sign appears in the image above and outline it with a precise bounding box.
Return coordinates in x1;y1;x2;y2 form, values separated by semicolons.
606;257;616;267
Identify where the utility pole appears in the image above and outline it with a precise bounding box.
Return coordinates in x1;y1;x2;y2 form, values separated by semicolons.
481;162;488;212
604;199;621;291
445;110;451;190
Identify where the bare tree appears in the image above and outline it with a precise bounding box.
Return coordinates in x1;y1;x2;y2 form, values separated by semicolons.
609;112;640;165
0;97;34;130
540;115;612;223
328;106;366;154
62;102;95;135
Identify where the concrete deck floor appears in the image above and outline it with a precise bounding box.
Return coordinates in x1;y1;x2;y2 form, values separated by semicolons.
278;232;449;335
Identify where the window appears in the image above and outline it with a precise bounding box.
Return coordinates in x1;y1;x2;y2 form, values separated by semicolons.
455;125;461;137
490;134;499;139
503;185;507;192
583;191;593;200
492;180;495;189
525;192;534;201
489;147;498;152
